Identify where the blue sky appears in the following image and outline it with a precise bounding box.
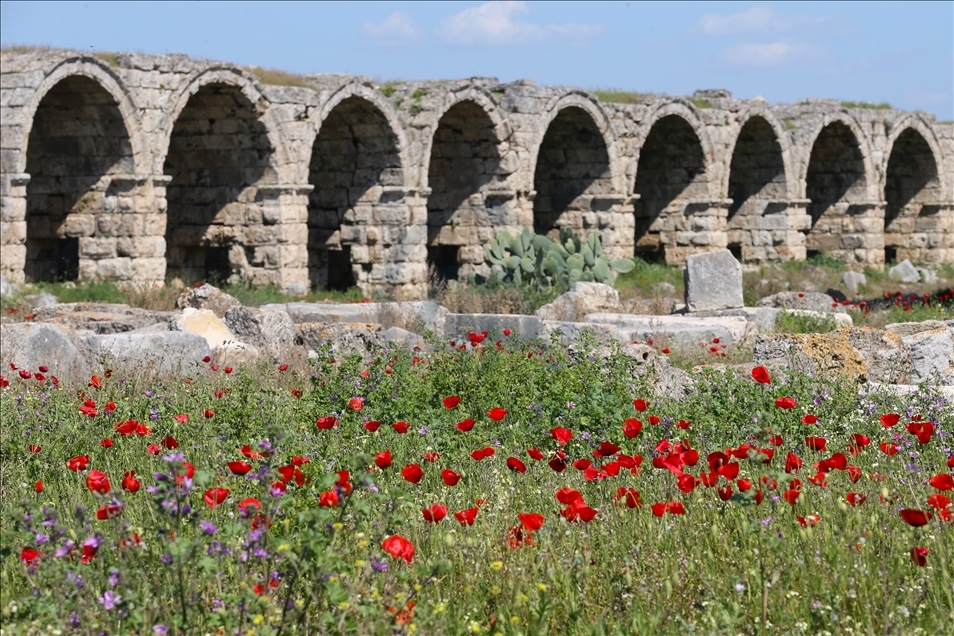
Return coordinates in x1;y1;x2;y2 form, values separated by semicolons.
2;1;951;118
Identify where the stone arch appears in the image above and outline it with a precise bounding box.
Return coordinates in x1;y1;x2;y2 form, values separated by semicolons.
531;102;615;237
306;91;406;290
632;103;714;262
882;118;944;263
725;113;791;260
423;92;506;282
803;115;876;261
22;65;139;282
162;72;279;285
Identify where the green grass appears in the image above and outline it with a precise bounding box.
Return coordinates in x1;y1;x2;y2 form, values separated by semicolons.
591;89;643;105
615;257;685;301
840;101;892;110
775;310;839;334
0;336;951;634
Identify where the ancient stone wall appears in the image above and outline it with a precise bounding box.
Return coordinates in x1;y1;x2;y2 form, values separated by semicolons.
2;48;952;296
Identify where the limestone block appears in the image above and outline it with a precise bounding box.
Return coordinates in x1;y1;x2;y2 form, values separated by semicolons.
0;274;19;298
176;283;241;317
586;313;757;350
84;331;211;378
224;306;296;359
888;259;920;283
446;314;541;339
0;322;90;386
758;291;847;313
843;271;866;293
535;282;621;323
684;249;744;312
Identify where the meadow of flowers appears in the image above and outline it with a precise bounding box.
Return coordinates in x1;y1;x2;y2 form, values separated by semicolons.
1;331;952;635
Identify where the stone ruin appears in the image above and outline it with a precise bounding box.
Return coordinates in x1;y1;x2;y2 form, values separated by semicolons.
1;48;953;298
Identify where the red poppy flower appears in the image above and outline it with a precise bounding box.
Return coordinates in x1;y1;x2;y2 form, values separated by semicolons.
928;474;954;491
802;414;818;425
775;397;797;409
83;469;110;494
906;422;934;444
573;458;592;471
668;501;687;515
441;468;461;486
103;400;116;413
67;455;90;472
614;487;642;508
910;546;928;567
381;535;414;563
555;487;582;505
401;463;424;484
507;525;535;549
392;421;410;434
316;416;338;430
805;436;827;452
456;418;475;432
846;492;866;506
650;502;666;517
880;413;900;428
420;503;447;523
550;427;573;446
364;420;381;432
203;409;214;419
948;454;954;469
518;512;544;531
781;489;800;505
717;486;733;501
633;398;649;412
879;441;899;456
484;407;507;422
797;514;821;528
423;451;440;462
20;547;40;565
121;471;140;493
649;415;661;425
442;395;461;410
677;473;697;494
507;457;527;473
561;499;598;522
737;478;752;491
751;366;771;384
173;413;188;424
595;441;621;457
374;450;392;469
548;455;567;472
348;397;363;412
622;418;643;438
850;434;871;447
204;488;230;508
161;436;178;450
28;444;41;454
784;451;803;473
899;509;932;527
34;480;43;493
527;448;544;460
927;494;952;510
96;504;123;520
847;465;862;483
454;507;478;526
228;461;252;476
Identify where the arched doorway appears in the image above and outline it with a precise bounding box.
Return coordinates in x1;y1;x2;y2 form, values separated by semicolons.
805;122;867;260
726;116;787;261
308;96;403;290
163;83;274;285
884;128;941;263
532;106;612;238
633;115;707;262
24;75;134;282
425;101;501;282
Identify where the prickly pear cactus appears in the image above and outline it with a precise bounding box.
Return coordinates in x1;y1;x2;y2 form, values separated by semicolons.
486;228;634;290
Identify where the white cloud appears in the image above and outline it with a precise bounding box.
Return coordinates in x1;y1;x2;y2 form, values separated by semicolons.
362;12;422;46
438;1;603;47
694;5;828;37
720;40;824;67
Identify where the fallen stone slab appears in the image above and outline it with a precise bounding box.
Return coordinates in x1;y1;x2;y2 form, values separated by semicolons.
169;308;259;366
263;301;448;335
889;324;954;384
758;291;847;314
224;306;296;359
295;322;388;357
539;320;623;345
0;322;90;385
535;282;620;322
83;332;211;378
176;283;241;318
888;259;920;283
843;271;866;294
585;313;757;350
31;302;174;334
862;382;954;401
684;249;744;312
0;275;19;298
754;327;912;383
445;314;542;340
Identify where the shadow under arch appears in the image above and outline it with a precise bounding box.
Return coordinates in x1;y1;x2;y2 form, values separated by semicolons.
632;113;707;262
884;126;942;263
532;105;613;237
163;82;276;285
307;95;404;291
24;74;134;282
425;99;503;282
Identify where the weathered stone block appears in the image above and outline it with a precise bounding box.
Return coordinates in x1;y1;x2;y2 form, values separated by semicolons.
684;249;744;312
